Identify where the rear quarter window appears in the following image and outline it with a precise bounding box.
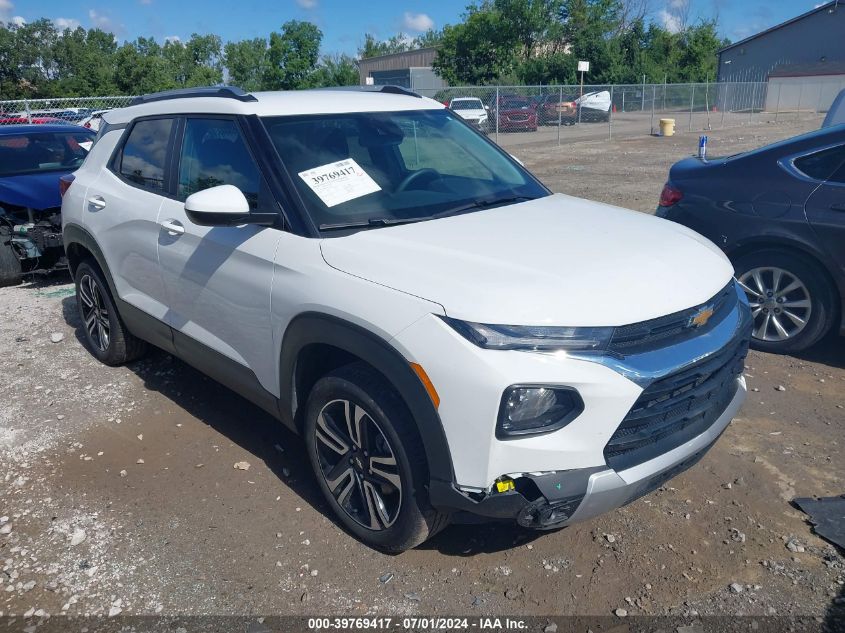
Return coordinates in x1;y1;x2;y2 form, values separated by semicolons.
118;118;173;191
793;144;845;181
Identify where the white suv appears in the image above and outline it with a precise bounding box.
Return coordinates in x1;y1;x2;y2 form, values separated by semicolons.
62;86;751;551
448;97;488;129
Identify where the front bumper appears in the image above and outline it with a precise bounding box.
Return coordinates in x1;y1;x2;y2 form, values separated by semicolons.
432;376;744;528
410;283;752;527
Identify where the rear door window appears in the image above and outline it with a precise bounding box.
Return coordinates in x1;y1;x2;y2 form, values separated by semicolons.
119;118;174;192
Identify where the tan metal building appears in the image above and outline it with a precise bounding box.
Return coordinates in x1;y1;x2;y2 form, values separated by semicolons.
357;48;447;92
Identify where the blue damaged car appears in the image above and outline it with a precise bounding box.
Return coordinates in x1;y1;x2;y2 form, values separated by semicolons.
0;123;96;287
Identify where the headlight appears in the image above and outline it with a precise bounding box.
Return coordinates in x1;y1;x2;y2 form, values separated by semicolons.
498;386;584;438
441;317;613;352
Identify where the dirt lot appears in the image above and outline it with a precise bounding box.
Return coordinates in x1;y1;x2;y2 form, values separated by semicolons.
1;117;843;624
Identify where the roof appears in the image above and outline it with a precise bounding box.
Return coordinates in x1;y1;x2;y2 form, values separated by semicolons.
0;123;94;135
769;61;845;78
719;0;844;54
103;88;444;126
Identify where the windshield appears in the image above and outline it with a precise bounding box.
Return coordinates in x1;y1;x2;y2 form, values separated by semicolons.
0;131;94;176
263;109;548;233
451;100;483;111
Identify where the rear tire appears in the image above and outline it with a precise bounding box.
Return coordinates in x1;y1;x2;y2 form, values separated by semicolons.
0;233;22;288
733;250;837;354
304;362;449;552
74;260;147;365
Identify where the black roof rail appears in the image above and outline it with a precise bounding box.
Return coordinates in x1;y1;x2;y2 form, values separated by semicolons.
129;86;257;106
315;85;423;98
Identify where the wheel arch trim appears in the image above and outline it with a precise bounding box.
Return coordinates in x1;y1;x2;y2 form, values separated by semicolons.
279;312;456;488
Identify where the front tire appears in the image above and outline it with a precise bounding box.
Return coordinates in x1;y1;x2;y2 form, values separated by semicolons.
74;261;147;365
734;250;836;353
304;363;448;552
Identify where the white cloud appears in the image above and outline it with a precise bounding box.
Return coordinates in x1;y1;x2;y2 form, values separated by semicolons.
0;0;14;21
55;17;81;31
87;8;122;33
165;35;181;43
657;8;682;33
668;0;687;8
296;0;317;8
10;14;24;25
401;11;434;32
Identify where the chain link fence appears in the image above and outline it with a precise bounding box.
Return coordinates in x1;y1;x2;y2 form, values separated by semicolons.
0;96;134;130
415;80;842;149
3;81;841;148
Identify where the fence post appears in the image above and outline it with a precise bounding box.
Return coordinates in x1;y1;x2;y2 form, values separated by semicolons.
608;85;614;140
796;82;804;120
815;81;823;115
774;83;782;122
721;83;728;127
650;84;656;135
688;83;695;132
557;85;562;147
24;99;32;124
495;86;499;145
641;74;645;111
749;82;755;124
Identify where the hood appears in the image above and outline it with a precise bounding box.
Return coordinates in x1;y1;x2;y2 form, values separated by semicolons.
455;109;486;119
320;194;734;326
0;171;67;210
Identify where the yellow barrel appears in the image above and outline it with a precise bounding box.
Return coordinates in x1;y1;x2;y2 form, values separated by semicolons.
659;118;675;137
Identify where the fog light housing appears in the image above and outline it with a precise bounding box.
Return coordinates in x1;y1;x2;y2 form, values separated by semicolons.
496;386;584;439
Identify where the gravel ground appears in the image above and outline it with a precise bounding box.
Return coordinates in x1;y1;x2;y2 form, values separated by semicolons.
1;117;843;624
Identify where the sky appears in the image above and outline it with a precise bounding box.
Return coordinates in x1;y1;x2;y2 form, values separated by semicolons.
2;0;833;55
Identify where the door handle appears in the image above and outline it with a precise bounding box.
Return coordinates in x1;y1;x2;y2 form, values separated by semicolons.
160;219;185;236
88;196;106;210
830;203;845;212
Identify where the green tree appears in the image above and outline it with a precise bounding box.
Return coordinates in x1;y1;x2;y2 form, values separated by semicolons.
263;20;322;90
163;34;223;87
433;6;516;84
113;37;175;94
307;54;359;88
224;37;268;91
52;27;118;96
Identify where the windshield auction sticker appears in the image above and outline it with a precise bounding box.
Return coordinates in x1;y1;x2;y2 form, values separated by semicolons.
298;158;381;208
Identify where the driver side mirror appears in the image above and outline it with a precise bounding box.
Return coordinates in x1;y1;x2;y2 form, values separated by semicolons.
184;184;274;227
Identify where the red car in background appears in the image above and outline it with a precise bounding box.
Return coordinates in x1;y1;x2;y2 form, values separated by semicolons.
0;116;64;126
494;96;537;132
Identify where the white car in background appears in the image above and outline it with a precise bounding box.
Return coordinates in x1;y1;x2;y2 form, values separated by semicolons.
448;97;488;129
78;109;111;132
576;90;612;122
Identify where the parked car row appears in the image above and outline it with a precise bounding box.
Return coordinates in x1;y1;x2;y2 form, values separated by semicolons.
447;91;612;132
0;107;112;131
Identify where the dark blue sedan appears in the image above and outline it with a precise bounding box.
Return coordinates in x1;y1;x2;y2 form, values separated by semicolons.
0;123;96;287
657;124;845;354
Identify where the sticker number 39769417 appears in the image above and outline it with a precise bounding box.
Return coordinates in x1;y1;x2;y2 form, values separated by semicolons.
298;158;382;208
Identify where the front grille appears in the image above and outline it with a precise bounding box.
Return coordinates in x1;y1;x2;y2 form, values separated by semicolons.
508;115;529;122
604;335;749;471
609;282;737;355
